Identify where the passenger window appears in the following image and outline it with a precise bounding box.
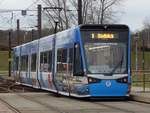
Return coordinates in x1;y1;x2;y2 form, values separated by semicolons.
15;56;19;71
57;48;67;72
69;48;73;72
40;52;44;63
21;56;24;71
21;55;28;71
73;43;84;76
40;50;52;72
48;51;52;71
31;54;37;71
43;52;48;63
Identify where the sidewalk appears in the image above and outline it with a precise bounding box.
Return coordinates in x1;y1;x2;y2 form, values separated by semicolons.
131;87;150;104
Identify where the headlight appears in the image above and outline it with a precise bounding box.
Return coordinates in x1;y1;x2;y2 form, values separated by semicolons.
116;76;128;83
88;77;101;83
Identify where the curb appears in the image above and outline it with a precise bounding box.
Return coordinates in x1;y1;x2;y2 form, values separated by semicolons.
130;94;150;104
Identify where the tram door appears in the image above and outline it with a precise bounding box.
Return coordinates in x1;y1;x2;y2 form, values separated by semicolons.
56;48;73;94
40;50;53;88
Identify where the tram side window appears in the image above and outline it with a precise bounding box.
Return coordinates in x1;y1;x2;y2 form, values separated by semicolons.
74;43;84;76
31;54;37;72
48;51;52;71
57;48;67;72
40;50;52;72
69;48;73;72
20;56;23;71
15;56;19;71
21;55;28;71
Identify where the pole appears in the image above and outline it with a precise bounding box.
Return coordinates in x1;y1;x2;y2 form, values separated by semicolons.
8;31;11;77
17;19;20;45
38;4;42;39
23;32;27;43
54;22;58;33
135;38;138;77
37;4;42;88
31;29;34;41
135;33;139;77
78;0;82;25
142;33;145;92
52;21;59;94
57;0;61;22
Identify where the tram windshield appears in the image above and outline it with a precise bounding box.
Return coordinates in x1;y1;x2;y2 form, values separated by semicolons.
84;43;127;74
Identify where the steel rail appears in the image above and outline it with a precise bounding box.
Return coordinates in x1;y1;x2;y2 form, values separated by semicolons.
13;93;65;113
0;98;21;113
90;98;150;113
91;101;134;113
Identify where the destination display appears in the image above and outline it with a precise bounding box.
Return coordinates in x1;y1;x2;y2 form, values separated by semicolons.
81;30;128;43
91;33;117;39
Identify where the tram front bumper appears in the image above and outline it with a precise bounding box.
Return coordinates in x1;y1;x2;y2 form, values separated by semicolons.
88;80;129;97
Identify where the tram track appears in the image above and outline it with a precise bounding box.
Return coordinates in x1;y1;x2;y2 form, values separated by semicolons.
15;94;137;113
0;92;66;113
0;92;150;113
91;99;149;113
0;97;21;113
0;77;44;93
0;77;150;113
92;102;133;113
126;100;150;108
2;91;150;113
11;93;66;113
0;77;63;113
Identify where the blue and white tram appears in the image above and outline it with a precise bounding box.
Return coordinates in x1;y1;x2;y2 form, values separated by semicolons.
13;24;131;97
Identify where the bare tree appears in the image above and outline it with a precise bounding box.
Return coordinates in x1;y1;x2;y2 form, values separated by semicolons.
143;17;150;29
82;0;123;24
99;0;120;24
42;0;124;30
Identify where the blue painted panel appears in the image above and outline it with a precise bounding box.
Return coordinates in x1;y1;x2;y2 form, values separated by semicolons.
56;43;74;49
128;30;131;83
56;28;76;47
89;80;128;97
21;44;31;55
39;35;53;52
30;41;38;54
75;27;87;72
13;47;20;56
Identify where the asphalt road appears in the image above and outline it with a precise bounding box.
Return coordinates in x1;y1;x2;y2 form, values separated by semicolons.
0;93;149;113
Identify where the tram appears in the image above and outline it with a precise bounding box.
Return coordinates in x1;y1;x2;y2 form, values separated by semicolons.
13;24;131;97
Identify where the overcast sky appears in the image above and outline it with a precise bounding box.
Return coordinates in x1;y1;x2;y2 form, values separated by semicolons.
119;0;150;31
0;0;36;9
0;0;150;31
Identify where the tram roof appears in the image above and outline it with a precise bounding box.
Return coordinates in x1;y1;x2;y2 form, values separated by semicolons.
13;26;78;49
13;24;129;49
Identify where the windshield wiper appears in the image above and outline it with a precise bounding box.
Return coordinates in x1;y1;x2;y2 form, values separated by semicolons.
109;52;124;75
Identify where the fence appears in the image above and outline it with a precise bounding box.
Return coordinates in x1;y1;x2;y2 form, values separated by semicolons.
132;70;150;92
132;30;150;92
